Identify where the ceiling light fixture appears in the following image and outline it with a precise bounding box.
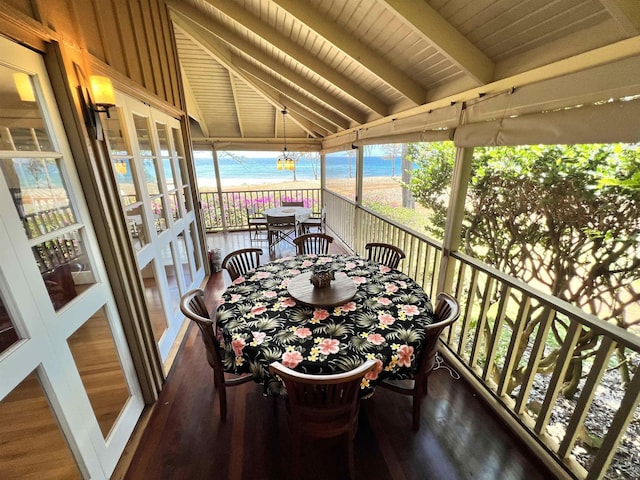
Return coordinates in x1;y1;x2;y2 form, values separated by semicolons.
277;108;295;172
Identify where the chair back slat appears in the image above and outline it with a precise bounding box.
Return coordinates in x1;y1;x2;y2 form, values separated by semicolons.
270;360;375;479
281;201;304;207
364;242;406;269
222;248;262;280
293;233;334;255
269;360;376;433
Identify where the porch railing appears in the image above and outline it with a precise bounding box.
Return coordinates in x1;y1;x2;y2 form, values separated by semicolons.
323;189;640;480
199;188;321;231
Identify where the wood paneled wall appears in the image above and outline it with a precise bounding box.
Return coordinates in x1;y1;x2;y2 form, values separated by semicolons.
0;0;182;111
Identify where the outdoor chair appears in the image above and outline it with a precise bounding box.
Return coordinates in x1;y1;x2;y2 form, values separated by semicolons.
180;289;254;420
221;248;262;281
301;206;326;234
43;262;81;310
266;214;298;251
269;359;377;480
378;292;460;431
281;200;304;207
364;242;406;269
246;206;267;241
293;233;334;255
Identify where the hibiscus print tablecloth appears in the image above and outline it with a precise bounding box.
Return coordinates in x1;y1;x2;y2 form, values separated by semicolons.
216;254;435;395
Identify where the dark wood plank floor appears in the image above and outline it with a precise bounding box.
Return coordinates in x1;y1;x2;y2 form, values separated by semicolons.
123;231;557;480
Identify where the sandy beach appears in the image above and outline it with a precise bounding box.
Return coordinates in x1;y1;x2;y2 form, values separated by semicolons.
198;176;408;205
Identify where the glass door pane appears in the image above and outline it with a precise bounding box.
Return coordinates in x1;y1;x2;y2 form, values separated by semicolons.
0;371;82;478
0;37;144;477
67;308;131;438
141;262;168;342
1;156;97;312
106;94;205;362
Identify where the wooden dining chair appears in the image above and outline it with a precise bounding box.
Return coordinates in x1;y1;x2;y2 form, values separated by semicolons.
269;360;377;480
281;200;304;207
293;233;334;255
180;289;254;420
364;242;406;269
221;248;262;281
266;214;298;250
378;292;460;431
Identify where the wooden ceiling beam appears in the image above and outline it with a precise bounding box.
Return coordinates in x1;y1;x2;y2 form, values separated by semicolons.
169;1;367;124
179;63;210;137
599;0;640;35
271;0;426;105
172;17;321;138
228;74;244;138
201;0;389;116
382;0;494;85
233;55;349;130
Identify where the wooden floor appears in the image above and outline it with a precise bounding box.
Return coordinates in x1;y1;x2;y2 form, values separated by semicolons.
123;231;557;480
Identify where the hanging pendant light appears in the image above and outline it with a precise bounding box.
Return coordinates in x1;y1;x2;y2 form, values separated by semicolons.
114;159;127;175
277;108;293;171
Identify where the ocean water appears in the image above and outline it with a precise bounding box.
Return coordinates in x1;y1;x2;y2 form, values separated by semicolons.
12;154;407;189
195;155;408;186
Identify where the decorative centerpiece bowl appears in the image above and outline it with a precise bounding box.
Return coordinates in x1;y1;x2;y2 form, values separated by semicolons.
309;266;335;289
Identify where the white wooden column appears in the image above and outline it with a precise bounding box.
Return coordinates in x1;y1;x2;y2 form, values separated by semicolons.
437;146;474;293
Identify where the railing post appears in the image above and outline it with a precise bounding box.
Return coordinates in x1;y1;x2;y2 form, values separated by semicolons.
437;146;473;294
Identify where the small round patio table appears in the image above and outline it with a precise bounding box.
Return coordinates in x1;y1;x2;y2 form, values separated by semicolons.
263;206;312;222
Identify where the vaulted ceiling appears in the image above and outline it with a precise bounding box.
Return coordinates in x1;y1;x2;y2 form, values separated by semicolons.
167;0;640;150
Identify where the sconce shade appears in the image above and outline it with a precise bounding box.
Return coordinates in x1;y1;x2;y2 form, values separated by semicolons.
277;159;283;170
90;75;115;107
13;72;35;102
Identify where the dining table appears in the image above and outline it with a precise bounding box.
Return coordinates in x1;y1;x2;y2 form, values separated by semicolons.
215;254;436;396
263;206;313;222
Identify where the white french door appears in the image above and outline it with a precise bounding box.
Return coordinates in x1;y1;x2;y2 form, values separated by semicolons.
0;37;143;478
102;93;205;362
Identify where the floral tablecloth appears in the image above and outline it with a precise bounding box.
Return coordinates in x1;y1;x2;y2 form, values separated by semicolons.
216;254;435;395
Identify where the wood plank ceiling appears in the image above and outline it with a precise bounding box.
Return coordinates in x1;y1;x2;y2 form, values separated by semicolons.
167;0;640;149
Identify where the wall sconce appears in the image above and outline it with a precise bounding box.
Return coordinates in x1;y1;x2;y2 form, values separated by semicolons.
78;75;116;141
89;76;115;117
13;72;35;102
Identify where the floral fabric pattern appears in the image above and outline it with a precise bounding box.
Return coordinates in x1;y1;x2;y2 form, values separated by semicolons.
216;254;435;395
